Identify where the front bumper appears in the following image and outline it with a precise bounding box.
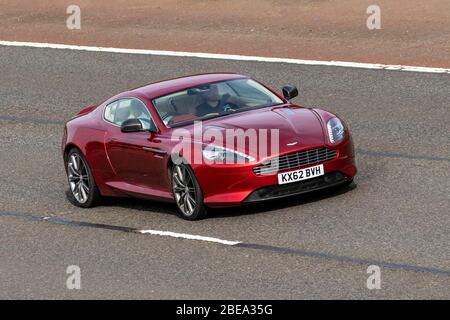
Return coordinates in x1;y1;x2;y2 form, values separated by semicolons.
244;171;350;203
192;138;357;207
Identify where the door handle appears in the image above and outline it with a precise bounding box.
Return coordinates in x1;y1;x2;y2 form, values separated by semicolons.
142;147;167;155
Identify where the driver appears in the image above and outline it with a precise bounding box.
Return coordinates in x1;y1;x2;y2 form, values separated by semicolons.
195;84;238;117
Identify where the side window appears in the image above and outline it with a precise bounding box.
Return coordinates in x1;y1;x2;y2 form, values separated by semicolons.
104;101;118;123
104;98;153;129
113;99;132;126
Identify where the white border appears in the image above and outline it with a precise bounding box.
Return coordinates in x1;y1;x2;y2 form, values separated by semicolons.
1;40;449;74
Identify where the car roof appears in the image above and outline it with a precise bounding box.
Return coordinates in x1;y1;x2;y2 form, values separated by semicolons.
131;73;248;99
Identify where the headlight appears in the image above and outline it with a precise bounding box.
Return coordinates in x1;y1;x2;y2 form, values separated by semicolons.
326;117;345;144
202;145;255;164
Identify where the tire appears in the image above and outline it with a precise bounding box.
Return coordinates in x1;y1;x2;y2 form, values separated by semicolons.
66;148;101;208
171;163;207;220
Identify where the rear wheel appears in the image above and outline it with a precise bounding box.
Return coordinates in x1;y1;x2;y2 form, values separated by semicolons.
171;164;207;220
66;148;101;208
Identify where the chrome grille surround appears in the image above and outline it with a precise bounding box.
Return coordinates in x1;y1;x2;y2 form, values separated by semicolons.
253;147;337;175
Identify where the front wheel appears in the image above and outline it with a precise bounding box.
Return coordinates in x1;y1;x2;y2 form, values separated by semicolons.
66;148;101;208
171;164;207;220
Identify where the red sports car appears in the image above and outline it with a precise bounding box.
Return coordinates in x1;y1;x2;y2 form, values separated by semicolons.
62;73;357;220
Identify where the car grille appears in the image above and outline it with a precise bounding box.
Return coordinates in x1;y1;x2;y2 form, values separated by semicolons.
253;147;337;175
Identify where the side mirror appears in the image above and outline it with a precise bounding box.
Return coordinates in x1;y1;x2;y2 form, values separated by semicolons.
282;85;298;100
121;118;144;133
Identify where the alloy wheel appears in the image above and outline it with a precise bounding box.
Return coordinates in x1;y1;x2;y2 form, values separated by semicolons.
67;153;90;204
172;165;197;217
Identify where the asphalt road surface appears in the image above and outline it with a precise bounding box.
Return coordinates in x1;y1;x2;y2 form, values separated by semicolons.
0;45;449;299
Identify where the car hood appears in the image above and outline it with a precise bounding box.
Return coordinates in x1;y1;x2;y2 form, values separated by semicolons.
192;106;326;160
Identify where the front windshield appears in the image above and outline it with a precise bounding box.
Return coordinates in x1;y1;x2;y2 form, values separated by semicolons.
152;78;284;127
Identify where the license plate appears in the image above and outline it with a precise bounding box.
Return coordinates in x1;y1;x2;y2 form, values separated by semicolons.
277;164;324;185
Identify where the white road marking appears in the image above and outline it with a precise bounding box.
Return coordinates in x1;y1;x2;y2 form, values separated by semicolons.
1;40;449;74
138;229;241;246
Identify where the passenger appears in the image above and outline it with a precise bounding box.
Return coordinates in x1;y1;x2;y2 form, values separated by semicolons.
129;100;151;129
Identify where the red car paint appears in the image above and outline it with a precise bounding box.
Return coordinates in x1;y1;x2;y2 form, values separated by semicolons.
62;73;357;207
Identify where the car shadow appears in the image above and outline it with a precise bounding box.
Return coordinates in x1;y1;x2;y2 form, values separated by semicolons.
102;197;178;216
69;182;356;220
65;189;178;216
